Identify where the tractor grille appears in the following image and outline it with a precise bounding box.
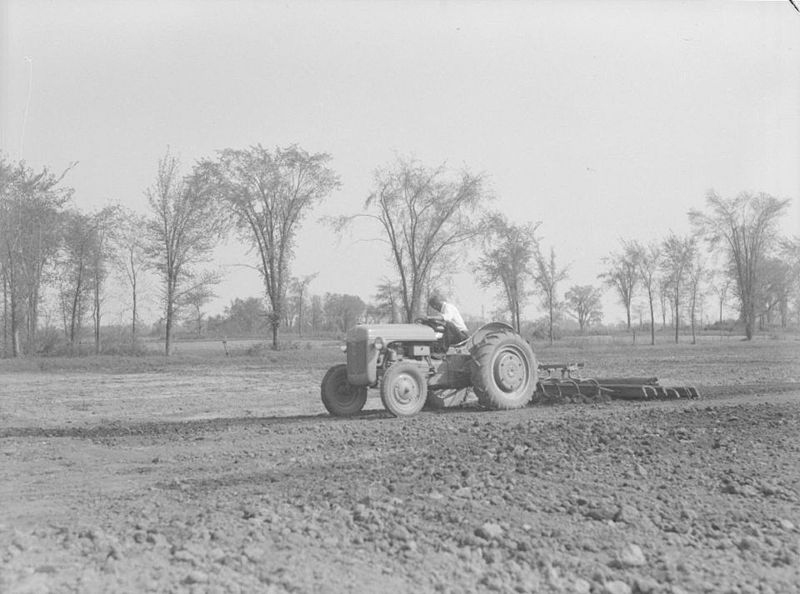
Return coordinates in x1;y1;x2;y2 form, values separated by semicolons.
347;339;368;381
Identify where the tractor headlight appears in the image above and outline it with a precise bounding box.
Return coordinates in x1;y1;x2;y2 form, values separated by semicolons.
373;337;384;351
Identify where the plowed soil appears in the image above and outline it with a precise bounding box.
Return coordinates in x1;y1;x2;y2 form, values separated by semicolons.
1;339;799;594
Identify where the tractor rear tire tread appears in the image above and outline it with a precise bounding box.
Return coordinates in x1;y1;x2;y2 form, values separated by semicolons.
469;329;536;410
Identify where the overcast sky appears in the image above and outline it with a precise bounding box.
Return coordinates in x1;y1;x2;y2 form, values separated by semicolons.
1;0;798;325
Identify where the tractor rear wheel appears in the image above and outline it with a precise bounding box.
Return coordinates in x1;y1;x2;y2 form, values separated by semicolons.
470;329;537;410
321;364;367;417
381;362;427;417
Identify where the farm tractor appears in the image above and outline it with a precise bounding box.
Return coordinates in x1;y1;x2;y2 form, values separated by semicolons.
320;317;700;417
320;319;537;417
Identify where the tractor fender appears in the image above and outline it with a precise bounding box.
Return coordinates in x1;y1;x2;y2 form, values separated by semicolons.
467;322;517;351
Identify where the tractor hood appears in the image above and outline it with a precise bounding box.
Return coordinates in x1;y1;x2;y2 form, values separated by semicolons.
346;323;438;343
345;323;439;387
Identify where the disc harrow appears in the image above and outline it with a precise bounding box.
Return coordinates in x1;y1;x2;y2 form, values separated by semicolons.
536;362;699;401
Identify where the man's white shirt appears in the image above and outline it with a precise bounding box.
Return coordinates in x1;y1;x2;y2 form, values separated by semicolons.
441;302;468;333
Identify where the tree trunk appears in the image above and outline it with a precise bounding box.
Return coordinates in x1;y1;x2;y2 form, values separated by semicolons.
9;270;20;357
13;327;21;358
744;303;754;340
165;312;172;356
28;288;38;350
69;269;82;346
3;273;7;358
674;289;680;344
10;281;21;357
12;306;19;357
131;273;137;344
165;284;174;356
94;277;101;355
271;318;279;350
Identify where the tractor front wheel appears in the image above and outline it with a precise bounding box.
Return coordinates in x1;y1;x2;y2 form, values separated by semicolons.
321;364;367;417
470;329;537;410
381;362;428;417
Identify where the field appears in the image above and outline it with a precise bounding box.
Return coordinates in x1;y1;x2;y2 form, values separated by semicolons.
1;338;799;593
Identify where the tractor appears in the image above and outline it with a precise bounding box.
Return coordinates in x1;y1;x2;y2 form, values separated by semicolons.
320;318;537;417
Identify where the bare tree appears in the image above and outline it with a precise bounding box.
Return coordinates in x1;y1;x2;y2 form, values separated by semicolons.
309;294;324;335
686;253;707;344
424;251;458;311
110;208;150;345
657;276;670;330
564;284;603;332
474;213;539;332
708;270;732;329
373;280;402;323
145;150;223;356
599;240;640;331
336;157;488;321
87;206;118;354
631;240;661;345
689;190;790;340
289;273;318;337
198;145;339;349
57;210;96;348
532;245;569;345
660;233;696;344
181;283;216;337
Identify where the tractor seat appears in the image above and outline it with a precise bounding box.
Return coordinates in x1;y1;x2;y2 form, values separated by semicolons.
445;336;471;353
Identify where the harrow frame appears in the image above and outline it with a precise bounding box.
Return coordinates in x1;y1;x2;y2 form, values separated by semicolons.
536;362;699;400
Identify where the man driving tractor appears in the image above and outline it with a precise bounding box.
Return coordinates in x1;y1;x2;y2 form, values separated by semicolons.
427;294;469;346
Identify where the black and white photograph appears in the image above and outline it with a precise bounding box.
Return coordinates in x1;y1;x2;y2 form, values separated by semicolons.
1;1;799;592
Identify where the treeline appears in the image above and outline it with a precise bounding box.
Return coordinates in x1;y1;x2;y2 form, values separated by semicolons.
194;293;375;339
0;156;155;357
1;148;797;357
1;146;339;356
474;192;797;345
196;189;798;346
592;200;799;345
